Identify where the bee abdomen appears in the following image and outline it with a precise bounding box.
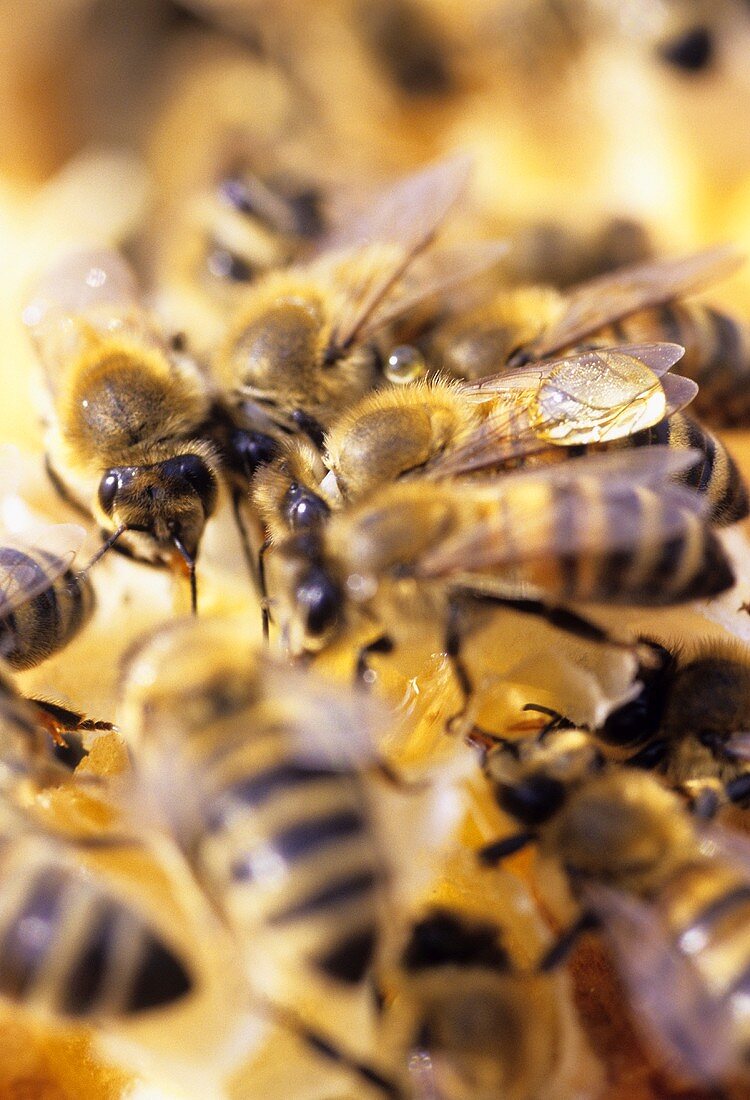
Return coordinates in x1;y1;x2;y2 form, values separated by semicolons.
204;757;384;987
678;306;750;428
0;548;95;671
629;413;749;527
549;482;733;604
0;862;191;1019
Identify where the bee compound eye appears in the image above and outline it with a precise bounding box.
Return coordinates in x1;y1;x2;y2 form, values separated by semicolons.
164;455;218;514
298;567;341;638
385;344;427;384
98;471;120;516
286;487;330;530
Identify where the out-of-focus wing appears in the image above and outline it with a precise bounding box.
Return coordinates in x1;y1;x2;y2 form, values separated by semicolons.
318;155;473;353
582;881;734;1085
528;245;744;361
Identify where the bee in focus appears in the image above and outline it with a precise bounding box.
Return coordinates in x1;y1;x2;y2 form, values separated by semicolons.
23;248;220;611
318;342;692;504
214;155;507;442
480;726;750;1086
262;448;732;700
383;906;565;1100
572;636;750;817
0;797;192;1022
431;245;750;429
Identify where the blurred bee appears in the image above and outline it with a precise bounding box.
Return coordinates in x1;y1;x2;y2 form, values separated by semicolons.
479;727;750;1086
214;155;507;441
23;249;220;611
0;797;192;1022
163;167;329;314
119;618;390;995
432;245;750;429
119;616;461;1097
263;448;733;697
384;906;564;1100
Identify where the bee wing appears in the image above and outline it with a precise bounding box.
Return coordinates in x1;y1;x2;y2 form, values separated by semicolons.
23;248;145;390
425;346;683;478
0;522;86;619
369;239;510;335
319;155;473;353
530;244;744;360
661;373;699;418
581;881;735;1084
415;469;707;579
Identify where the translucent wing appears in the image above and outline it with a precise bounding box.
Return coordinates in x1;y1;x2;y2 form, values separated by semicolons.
529;245;744;360
370;239;510;336
414;470;707;580
0;522;86;619
661;374;699;418
318;155;473;354
582;882;735;1084
423;346;683;479
23;247;150;392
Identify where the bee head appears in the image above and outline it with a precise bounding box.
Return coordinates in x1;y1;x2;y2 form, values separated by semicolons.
484;729;601;827
95;450;218;611
266;533;344;655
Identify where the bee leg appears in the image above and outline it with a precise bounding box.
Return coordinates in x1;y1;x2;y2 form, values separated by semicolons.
521;703;575;739
355;634;395;685
477;831;536;865
231;490;262;587
450;587;633;651
538;911;600;972
441;595;477;734
258;538;272;642
259;1000;403;1098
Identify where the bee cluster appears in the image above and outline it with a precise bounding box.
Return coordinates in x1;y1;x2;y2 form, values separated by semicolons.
7;2;750;1098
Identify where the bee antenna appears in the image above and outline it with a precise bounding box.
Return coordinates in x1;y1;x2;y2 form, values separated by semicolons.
172;535;198;615
85;524;127;571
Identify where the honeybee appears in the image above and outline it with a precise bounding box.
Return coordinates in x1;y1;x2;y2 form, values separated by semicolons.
214;156;507;440
118;617;391;998
263;447;732;688
480;727;750;1085
160;166;329;320
0;797;192;1021
23;248;220;611
580;636;750;817
384;906;564;1100
320;342;691;504
432;244;750;429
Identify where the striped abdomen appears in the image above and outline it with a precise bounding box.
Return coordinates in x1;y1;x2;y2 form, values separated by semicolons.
495;481;732;606
0;547;95;670
196;728;385;986
0;844;191;1019
590;302;750;428
619;413;749;527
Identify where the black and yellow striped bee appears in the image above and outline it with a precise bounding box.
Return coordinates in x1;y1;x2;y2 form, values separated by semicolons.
23;248;220;612
432;244;750;429
383;906;566;1100
479;726;750;1086
263;448;733;698
0;798;192;1021
119;617;391;995
214;156;507;441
